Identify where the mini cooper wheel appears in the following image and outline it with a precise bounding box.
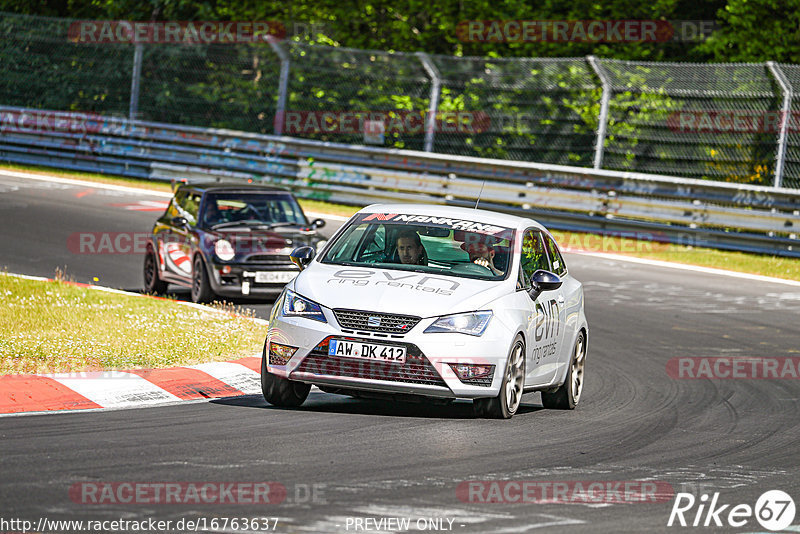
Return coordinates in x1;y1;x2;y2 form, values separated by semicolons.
541;330;586;410
143;247;168;295
474;335;525;419
261;343;311;407
191;255;214;303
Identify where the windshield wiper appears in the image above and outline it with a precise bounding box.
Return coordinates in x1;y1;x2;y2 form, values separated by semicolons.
263;222;298;230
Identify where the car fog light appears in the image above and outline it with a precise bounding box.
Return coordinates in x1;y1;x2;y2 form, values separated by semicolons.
448;363;495;381
269;342;298;366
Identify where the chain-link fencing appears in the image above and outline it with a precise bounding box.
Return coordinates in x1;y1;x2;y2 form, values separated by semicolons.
1;12;799;188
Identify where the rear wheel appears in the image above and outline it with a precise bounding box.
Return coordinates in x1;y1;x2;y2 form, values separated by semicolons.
541;330;586;409
474;335;525;419
143;247;168;294
261;342;311;407
191;255;213;303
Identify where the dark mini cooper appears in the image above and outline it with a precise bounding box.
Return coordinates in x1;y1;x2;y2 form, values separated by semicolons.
143;183;327;302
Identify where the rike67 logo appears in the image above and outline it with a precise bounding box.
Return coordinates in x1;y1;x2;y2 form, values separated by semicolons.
668;490;795;531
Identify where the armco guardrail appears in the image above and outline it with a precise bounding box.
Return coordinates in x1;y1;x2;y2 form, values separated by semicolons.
1;105;799;257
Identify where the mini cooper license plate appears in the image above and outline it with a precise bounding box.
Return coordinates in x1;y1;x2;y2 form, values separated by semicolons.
255;271;297;283
328;339;407;364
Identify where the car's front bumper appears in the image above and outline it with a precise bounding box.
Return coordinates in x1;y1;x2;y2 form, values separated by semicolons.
267;308;515;399
208;261;299;297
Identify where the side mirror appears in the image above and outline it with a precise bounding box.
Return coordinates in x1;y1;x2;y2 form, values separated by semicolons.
311;218;326;229
172;216;189;227
290;246;315;270
528;269;562;300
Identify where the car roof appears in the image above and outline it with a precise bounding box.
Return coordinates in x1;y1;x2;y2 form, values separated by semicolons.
358;203;548;232
176;182;291;194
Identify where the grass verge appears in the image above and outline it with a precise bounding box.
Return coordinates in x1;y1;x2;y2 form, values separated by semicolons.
0;273;266;375
1;162;797;281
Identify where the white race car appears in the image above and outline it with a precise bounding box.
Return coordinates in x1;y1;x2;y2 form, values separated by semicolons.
261;204;588;418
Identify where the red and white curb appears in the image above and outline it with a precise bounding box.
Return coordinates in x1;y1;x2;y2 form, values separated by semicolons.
0;357;264;416
1;272;272;416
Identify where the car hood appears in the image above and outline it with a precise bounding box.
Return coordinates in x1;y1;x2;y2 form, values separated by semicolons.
204;228;319;256
292;262;510;318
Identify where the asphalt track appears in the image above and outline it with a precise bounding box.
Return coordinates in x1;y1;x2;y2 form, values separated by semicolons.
1;171;800;533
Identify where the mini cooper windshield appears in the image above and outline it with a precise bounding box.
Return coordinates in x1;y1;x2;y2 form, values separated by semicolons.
202;192;309;230
321;212;516;281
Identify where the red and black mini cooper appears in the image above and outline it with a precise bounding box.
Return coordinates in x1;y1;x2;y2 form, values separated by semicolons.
144;183;327;302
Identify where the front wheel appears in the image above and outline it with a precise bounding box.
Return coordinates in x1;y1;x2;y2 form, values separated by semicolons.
261;343;310;407
143;247;168;294
191;255;214;303
541;330;586;409
474;335;525;419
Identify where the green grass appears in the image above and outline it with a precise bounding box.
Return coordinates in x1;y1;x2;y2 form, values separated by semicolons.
0;274;266;375
2;162;797;281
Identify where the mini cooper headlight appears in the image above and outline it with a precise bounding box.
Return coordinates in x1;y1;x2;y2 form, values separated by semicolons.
424;311;492;336
282;289;327;323
214;239;235;261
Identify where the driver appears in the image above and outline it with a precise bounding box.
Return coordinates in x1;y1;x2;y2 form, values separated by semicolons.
203;199;225;226
396;230;427;265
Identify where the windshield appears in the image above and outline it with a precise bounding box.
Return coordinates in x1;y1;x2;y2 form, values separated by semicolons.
201;192;308;229
321;212;515;281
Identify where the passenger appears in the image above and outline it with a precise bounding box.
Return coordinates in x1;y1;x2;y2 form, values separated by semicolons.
395;230;427;265
463;240;504;275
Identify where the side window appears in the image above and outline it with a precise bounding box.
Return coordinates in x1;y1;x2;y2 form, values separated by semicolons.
166;192;185;219
543;233;567;276
177;192;201;225
520;229;551;285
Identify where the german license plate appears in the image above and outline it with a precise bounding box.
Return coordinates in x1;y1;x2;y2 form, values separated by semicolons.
328;339;407;364
255;271;296;284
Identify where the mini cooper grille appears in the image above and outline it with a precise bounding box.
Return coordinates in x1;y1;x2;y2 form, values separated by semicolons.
292;338;446;387
245;254;293;265
333;309;421;334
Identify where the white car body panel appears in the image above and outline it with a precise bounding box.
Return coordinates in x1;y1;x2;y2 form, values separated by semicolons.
266;203;588;401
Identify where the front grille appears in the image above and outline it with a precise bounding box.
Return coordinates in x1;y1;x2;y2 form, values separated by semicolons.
292;337;447;387
333;309;421;334
245;254;293;265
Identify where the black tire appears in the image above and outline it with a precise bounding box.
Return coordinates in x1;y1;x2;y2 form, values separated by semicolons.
541;330;586;410
261;342;311;407
473;335;526;419
191;255;214;303
143;247;168;295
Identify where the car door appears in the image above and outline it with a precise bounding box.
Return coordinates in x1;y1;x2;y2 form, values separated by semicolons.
542;231;580;368
160;190;200;282
519;228;567;387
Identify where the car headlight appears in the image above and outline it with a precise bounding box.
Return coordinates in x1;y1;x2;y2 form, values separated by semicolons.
214;239;235;261
282;289;327;323
424;311;492;336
